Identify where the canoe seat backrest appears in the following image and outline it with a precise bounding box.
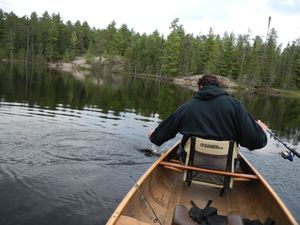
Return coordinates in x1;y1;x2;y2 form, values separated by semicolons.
183;137;238;189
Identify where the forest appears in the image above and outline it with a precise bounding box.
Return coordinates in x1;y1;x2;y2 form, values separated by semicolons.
0;9;300;89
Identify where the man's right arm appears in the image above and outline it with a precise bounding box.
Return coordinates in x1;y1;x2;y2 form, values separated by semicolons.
237;103;268;150
149;113;179;146
256;120;268;132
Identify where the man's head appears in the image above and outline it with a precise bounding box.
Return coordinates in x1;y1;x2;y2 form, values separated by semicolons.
198;75;219;89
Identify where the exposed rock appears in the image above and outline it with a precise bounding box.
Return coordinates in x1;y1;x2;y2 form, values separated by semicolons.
91;56;125;74
48;56;100;72
173;74;238;92
252;87;283;96
48;56;125;78
49;58;239;93
47;56;126;88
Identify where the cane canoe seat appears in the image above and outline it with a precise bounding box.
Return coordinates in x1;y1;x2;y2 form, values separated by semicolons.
183;137;238;189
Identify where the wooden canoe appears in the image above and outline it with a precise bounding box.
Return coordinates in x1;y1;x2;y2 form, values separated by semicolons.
106;142;298;225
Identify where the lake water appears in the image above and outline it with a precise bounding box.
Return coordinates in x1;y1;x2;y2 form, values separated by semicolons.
0;64;299;224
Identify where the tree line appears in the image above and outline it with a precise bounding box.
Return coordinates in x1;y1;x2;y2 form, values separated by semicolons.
0;10;300;89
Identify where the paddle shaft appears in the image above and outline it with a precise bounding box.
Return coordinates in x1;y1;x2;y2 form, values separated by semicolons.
160;161;258;180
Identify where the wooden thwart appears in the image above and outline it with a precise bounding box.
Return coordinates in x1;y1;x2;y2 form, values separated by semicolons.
106;143;298;225
160;161;258;180
163;165;184;172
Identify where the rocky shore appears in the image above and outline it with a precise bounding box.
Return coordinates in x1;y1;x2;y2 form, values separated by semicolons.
47;56;124;77
48;57;239;92
173;74;239;92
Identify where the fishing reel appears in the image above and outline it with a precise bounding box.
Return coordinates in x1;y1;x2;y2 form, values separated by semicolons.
267;130;299;162
280;149;294;161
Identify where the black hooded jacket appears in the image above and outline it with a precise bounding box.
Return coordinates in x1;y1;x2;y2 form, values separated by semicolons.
149;85;267;150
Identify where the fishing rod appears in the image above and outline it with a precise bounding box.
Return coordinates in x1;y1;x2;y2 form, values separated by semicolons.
267;130;300;161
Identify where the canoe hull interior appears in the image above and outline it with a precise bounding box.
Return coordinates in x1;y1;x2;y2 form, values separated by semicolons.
106;144;298;225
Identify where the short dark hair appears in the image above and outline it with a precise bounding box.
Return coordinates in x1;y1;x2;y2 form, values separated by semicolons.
198;75;219;87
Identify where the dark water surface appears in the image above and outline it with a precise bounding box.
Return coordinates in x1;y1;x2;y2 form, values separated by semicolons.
0;64;299;224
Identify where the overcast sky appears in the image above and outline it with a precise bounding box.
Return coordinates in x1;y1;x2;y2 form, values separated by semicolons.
1;0;300;46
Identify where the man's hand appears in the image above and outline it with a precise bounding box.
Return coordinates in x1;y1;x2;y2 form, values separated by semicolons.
148;130;154;138
257;120;268;132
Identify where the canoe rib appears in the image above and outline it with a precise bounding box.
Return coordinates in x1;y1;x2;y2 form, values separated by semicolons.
240;153;298;225
105;142;180;225
159;161;258;180
106;143;299;225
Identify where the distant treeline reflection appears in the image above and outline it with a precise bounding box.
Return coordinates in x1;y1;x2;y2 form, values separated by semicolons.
1;63;300;143
0;63;192;119
235;93;300;144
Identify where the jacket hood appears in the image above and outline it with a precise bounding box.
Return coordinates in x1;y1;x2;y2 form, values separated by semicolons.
194;85;228;100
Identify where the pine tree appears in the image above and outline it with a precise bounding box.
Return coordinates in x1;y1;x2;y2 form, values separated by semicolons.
261;28;280;85
247;36;264;87
70;31;79;59
216;32;236;77
198;28;219;74
161;18;184;76
235;33;251;81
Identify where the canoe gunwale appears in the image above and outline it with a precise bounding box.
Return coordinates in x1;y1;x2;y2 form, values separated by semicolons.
106;142;298;225
105;141;180;225
239;153;298;225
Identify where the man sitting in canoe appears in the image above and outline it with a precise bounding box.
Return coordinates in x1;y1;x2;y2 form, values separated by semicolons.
148;74;268;150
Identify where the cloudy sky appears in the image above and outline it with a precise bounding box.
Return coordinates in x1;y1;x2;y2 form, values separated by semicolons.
1;0;299;46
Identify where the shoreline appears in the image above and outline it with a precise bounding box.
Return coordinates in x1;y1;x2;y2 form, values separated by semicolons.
173;74;239;92
47;56;124;76
47;57;98;74
45;57;300;97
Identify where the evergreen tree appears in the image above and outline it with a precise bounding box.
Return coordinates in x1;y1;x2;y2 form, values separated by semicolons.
4;12;19;61
247;36;264;87
0;9;299;90
198;28;219;74
261;28;280;85
161;18;184;76
0;10;6;57
105;20;117;55
140;30;163;74
235;33;251;80
216;32;236;77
